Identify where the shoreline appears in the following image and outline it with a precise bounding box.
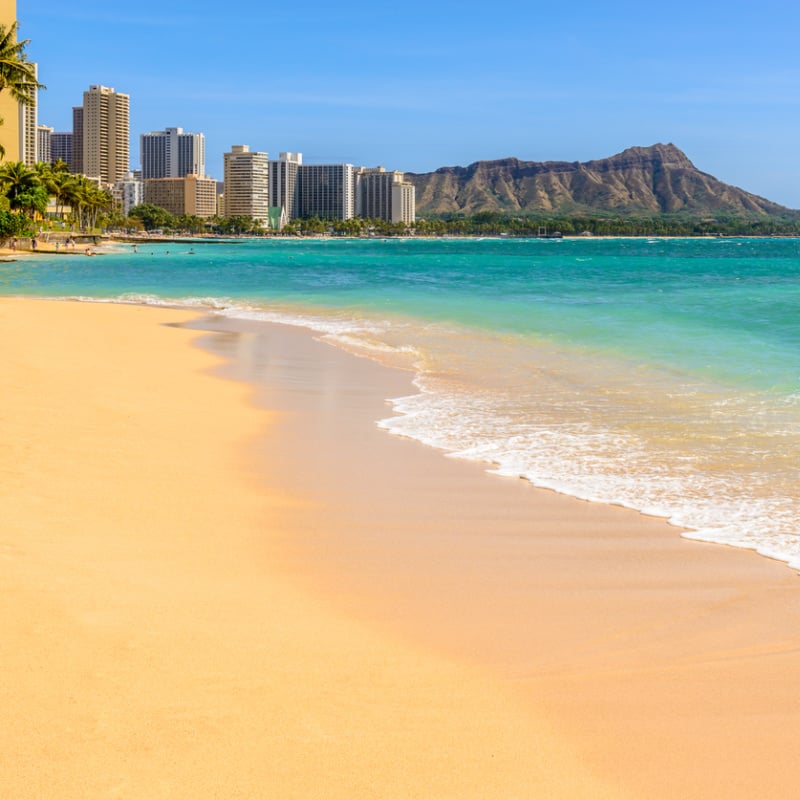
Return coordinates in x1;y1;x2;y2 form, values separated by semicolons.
191;312;800;797
4;299;800;797
4;231;797;261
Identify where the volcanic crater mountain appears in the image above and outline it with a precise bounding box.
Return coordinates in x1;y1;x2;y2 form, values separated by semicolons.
407;144;792;217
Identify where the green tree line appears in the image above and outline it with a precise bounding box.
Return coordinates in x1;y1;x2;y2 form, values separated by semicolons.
413;212;800;238
0;159;115;239
120;206;800;239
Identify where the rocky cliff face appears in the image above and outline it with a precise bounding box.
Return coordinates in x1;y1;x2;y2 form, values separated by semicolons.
408;144;790;216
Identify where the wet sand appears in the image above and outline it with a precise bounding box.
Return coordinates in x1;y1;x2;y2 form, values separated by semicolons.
3;299;800;798
194;314;800;798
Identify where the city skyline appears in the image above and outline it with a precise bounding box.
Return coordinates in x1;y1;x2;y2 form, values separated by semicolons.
19;0;800;209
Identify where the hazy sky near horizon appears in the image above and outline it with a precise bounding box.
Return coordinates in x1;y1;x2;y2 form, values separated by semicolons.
23;0;800;208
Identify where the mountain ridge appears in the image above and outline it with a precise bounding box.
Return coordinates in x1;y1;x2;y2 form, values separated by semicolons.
407;144;794;217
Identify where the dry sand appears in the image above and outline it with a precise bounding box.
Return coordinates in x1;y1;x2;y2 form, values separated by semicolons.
2;299;800;798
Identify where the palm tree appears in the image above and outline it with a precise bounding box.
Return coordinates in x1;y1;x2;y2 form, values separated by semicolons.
34;160;57;190
58;175;112;232
83;183;112;231
0;160;40;210
0;22;45;160
0;22;42;105
60;176;89;230
31;161;74;221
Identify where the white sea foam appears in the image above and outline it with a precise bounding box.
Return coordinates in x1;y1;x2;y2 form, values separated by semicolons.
195;302;800;575
59;292;800;572
378;369;800;573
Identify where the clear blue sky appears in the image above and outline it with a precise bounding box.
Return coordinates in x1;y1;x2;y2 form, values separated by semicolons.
22;0;800;208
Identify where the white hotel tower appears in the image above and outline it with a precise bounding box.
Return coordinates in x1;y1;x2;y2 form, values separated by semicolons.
141;127;205;179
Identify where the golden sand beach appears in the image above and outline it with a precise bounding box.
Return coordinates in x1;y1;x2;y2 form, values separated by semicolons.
2;298;800;798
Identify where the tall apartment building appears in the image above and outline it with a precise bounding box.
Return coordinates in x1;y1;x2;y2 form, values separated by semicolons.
18;62;38;165
269;151;302;221
143;174;217;218
223;145;269;224
141;127;205;179
36;124;52;163
356;167;416;226
297;163;355;220
70;106;83;173
80;85;130;183
50;131;72;166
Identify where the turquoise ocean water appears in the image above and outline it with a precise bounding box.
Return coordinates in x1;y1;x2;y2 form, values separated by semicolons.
3;236;800;567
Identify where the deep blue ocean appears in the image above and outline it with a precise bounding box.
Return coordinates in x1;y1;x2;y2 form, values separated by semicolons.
4;236;800;567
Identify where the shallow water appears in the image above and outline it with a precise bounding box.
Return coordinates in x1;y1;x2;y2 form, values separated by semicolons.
4;236;800;566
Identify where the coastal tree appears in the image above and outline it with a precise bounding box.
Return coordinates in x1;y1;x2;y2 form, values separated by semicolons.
128;203;175;232
0;208;31;237
174;214;207;234
47;166;77;221
0;160;40;212
82;183;113;231
298;216;326;235
98;206;128;232
332;217;366;237
57;176;87;228
278;220;300;235
57;175;113;231
213;215;258;235
15;183;49;218
34;160;69;204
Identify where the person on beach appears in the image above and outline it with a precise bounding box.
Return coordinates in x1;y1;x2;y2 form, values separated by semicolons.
11;238;16;250
31;238;37;250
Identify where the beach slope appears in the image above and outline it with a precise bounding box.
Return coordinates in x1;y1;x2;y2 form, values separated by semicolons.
1;299;626;799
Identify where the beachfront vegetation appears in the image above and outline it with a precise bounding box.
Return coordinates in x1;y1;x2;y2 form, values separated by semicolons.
0;160;114;238
413;212;800;238
0;208;32;237
213;215;263;235
0;23;43;107
124;207;262;235
0;160;46;214
15;187;799;242
103;203;800;239
128;203;175;232
274;212;800;238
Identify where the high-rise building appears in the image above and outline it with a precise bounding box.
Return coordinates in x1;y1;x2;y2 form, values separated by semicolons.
297;163;355;220
36;124;52;163
140;127;205;179
143;174;217;218
392;180;416;227
18;62;38;165
223;145;269;224
356;167;416;226
269;151;302;221
70;106;83;174
50;131;72;167
81;85;130;183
